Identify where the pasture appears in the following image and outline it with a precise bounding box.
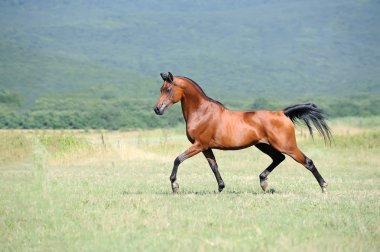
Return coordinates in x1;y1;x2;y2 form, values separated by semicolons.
0;117;379;251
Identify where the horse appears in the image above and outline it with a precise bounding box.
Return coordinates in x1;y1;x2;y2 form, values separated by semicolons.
153;72;332;193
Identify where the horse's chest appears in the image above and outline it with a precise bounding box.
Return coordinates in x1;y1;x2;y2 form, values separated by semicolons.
185;129;195;143
186;121;213;144
186;127;196;142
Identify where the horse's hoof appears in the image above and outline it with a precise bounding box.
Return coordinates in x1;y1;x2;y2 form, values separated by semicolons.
260;179;268;192
321;183;328;193
218;183;225;192
171;181;179;193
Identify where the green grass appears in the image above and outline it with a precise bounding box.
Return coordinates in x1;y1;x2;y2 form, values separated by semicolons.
0;123;379;251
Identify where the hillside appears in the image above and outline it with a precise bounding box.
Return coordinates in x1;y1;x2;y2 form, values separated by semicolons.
0;0;379;128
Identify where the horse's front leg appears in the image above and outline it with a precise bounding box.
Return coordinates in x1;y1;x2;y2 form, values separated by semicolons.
170;142;203;193
203;149;225;192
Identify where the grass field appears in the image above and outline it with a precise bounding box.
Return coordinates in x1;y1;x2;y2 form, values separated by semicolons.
0;118;379;251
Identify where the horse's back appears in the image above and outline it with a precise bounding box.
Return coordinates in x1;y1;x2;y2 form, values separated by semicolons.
228;109;292;129
250;109;293;128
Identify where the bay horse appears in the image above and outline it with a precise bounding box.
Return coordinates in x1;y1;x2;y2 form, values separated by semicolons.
153;72;332;193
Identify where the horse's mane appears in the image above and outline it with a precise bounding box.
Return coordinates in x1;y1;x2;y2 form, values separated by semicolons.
178;76;225;107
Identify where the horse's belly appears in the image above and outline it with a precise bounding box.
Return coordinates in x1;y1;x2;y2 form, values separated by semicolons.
211;124;261;149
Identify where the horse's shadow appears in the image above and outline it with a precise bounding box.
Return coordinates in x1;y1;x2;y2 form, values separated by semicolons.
121;188;278;195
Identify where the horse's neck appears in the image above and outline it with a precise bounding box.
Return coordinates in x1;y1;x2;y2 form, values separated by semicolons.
180;83;209;122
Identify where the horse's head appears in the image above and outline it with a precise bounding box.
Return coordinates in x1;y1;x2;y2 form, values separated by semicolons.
153;72;184;115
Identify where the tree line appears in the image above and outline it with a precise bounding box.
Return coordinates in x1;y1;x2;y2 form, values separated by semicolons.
1;89;379;129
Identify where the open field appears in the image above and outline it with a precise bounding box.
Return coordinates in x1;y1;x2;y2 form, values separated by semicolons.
0;117;379;251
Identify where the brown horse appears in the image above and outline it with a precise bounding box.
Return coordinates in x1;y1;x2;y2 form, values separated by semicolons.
153;72;332;193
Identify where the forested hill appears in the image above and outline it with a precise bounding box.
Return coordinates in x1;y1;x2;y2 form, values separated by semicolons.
0;0;380;129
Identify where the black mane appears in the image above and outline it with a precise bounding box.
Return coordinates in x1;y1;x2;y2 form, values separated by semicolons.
179;76;225;107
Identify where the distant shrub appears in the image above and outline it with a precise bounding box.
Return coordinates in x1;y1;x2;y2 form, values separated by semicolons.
0;93;379;130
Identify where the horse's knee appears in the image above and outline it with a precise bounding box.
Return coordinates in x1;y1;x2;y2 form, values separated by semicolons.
173;153;187;167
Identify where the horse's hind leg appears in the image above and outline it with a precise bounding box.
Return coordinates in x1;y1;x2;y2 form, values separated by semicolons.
255;143;285;192
203;149;225;192
284;147;328;193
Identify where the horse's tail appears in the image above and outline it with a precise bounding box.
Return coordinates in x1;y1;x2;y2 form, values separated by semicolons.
283;103;332;144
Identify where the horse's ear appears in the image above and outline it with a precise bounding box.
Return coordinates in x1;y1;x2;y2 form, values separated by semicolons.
160;72;168;81
168;72;174;83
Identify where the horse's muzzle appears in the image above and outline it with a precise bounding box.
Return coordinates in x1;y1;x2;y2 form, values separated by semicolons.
153;104;166;115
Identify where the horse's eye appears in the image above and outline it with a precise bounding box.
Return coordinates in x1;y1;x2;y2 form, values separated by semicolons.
166;87;171;93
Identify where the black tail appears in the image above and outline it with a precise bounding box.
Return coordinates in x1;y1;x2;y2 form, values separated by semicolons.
283;103;332;144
